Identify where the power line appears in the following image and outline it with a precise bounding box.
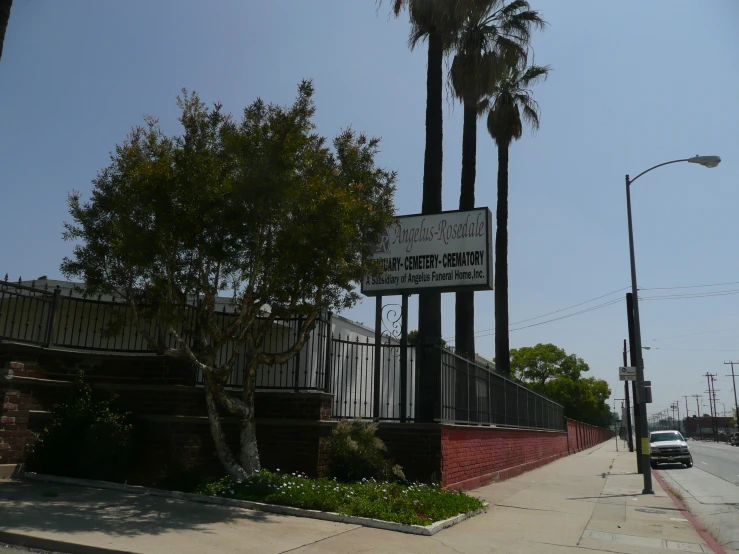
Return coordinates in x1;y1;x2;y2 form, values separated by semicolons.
649;347;739;352
649;325;739;343
641;279;739;291
472;297;623;338
443;286;628;340
642;289;739;301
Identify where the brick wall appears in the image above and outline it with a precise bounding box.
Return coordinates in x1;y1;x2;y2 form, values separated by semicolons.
566;418;613;452
441;426;569;490
0;362;43;464
1;352;613;490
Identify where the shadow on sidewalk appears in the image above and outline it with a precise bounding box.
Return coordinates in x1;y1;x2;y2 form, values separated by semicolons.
0;480;271;538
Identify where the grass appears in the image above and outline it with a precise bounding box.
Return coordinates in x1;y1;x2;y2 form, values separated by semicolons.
667;485;684;502
199;470;484;526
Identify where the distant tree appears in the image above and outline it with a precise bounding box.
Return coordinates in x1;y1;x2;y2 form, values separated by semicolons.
0;0;12;62
61;81;397;480
484;60;549;375
450;0;545;360
510;343;588;387
510;343;611;425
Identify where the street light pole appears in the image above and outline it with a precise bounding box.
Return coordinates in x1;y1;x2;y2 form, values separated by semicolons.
624;154;721;495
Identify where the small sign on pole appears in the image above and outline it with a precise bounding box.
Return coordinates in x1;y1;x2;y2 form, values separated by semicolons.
619;366;637;381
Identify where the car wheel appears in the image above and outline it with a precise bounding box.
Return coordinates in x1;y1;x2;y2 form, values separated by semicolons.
684;457;693;468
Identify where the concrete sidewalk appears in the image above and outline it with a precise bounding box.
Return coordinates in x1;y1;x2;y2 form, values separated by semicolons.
0;441;717;553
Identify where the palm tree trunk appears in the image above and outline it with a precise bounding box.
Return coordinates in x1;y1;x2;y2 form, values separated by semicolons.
455;100;477;421
494;141;511;376
455;100;477;359
417;29;444;422
0;0;13;62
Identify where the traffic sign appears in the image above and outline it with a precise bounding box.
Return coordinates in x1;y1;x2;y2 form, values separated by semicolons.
619;366;637;381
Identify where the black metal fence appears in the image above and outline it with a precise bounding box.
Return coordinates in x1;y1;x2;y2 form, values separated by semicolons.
328;335;415;421
431;346;565;431
1;278;563;430
0;278;331;391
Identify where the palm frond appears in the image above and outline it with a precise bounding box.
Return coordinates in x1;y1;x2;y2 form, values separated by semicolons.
519;64;550;87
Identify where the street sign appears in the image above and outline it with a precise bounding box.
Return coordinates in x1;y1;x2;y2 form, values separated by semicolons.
619;366;637;381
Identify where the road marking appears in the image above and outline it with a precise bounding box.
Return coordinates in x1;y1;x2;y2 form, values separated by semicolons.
701;462;708;464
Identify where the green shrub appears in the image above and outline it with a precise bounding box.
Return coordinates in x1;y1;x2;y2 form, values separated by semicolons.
199;471;483;526
26;372;133;481
327;419;404;483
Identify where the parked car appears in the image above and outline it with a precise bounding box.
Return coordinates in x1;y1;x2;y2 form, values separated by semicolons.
649;430;693;468
729;432;739;446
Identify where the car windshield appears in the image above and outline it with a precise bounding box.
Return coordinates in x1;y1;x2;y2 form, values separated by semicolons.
651;432;683;442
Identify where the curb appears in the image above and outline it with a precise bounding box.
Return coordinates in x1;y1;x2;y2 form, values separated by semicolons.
651;469;727;554
0;530;139;554
22;472;485;537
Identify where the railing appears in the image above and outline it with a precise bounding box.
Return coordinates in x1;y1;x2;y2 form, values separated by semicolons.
328;335;415;422
0;278;330;391
429;346;565;431
1;278;563;430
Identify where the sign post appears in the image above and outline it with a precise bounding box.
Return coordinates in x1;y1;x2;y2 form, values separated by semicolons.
619;366;637;381
362;208;494;423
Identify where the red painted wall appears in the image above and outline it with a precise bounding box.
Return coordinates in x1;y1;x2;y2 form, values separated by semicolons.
441;426;568;490
442;420;613;490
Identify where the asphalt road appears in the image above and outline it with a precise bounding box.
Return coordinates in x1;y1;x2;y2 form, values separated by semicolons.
687;440;739;484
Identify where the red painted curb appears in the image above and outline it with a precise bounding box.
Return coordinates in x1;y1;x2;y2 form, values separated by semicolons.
651;469;726;554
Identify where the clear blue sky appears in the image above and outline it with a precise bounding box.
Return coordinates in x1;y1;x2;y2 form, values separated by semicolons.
2;0;738;417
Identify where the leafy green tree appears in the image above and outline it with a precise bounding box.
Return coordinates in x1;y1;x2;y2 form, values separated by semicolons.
510;343;612;425
510;343;588;386
450;0;545;360
0;0;12;62
484;60;549;375
61;81;397;480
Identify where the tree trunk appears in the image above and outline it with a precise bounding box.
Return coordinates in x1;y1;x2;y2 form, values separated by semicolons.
455;100;477;359
494;142;511;376
455;100;478;421
417;29;444;422
0;0;12;62
203;374;247;482
240;357;261;473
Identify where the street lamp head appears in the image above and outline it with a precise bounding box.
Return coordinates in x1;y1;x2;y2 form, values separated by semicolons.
688;155;721;168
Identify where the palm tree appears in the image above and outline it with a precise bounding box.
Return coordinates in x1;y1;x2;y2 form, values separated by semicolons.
485;61;549;376
0;0;12;63
450;0;545;361
390;0;465;420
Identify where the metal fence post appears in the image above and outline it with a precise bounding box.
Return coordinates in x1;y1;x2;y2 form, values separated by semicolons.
373;296;382;419
294;316;304;392
323;313;333;394
399;294;408;423
44;286;61;347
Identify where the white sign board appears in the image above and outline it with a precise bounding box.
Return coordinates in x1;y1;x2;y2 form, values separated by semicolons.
619;366;637;381
361;208;493;296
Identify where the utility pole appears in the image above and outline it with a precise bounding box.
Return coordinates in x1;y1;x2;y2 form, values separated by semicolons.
705;373;718;442
623;339;634;452
725;361;739;431
682;395;691;436
626;293;642;472
692;394;702;439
